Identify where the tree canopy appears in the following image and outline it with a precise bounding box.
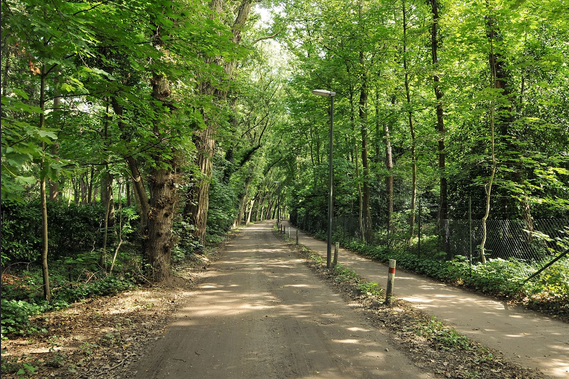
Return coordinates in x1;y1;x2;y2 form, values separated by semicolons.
2;0;568;287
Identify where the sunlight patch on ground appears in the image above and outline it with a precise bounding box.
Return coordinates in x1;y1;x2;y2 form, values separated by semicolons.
403;296;434;303
331;339;360;344
347;327;370;332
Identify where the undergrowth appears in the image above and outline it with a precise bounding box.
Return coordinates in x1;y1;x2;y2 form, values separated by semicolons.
334;234;569;320
1;249;139;340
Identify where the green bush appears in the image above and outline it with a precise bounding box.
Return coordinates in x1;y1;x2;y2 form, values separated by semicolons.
1;200;42;265
1;200;141;264
52;276;134;304
0;299;48;339
333;234;569;312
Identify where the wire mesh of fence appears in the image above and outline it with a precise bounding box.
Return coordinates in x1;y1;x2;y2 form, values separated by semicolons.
294;212;569;277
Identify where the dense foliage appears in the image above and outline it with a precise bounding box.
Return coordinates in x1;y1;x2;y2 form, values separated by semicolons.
1;0;568;339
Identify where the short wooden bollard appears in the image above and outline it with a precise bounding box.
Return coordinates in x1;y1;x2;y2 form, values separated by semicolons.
333;242;339;267
288;228;291;238
295;229;299;245
386;259;396;306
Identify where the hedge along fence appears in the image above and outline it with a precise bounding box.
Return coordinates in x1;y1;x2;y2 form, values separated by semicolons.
1;200;140;266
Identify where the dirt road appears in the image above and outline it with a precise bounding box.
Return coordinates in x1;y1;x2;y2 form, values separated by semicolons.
282;222;569;378
130;221;432;379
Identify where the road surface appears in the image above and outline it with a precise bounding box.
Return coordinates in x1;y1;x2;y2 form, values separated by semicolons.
282;221;569;378
131;221;432;379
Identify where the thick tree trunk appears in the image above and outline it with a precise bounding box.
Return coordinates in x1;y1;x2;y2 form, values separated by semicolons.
185;125;215;244
145;165;177;282
185;0;253;244
143;65;179;281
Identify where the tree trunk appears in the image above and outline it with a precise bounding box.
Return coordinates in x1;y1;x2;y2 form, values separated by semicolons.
87;166;94;204
359;52;373;243
100;170;114;269
145;165;177;282
49;73;62;202
73;178;80;205
429;0;450;257
236;193;247;226
80;174;88;204
402;0;417;244
111;97;150;229
384;97;396;234
247;198;255;224
143;66;179;281
486;1;521;219
185;0;253;244
349;88;365;240
39;68;50;302
480;3;501;264
185;125;215;244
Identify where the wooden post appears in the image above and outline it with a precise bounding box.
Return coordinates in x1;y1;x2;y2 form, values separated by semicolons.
296;229;299;245
333;242;339;267
386;259;396;306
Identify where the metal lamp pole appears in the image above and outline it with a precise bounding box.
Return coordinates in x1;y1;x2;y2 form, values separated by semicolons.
312;89;336;268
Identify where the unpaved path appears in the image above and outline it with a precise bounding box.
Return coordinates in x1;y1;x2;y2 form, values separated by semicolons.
281;221;569;378
130;221;433;379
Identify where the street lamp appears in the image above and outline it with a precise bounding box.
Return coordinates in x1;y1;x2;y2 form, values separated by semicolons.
312;89;335;268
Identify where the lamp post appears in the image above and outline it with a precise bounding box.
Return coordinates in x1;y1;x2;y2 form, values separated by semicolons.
274;181;280;222
312;89;336;268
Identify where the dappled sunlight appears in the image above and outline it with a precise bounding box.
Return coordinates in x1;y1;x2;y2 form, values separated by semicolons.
290;221;569;378
132;221;433;378
347;326;371;332
283;284;315;288
130;221;568;379
332;338;361;344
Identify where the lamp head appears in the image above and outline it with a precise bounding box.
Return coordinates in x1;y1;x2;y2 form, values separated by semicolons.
312;89;336;97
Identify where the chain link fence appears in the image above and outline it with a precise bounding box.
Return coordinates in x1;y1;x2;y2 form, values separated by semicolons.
295;209;569;276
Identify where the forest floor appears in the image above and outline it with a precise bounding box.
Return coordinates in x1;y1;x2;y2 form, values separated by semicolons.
0;250;221;378
0;221;562;378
